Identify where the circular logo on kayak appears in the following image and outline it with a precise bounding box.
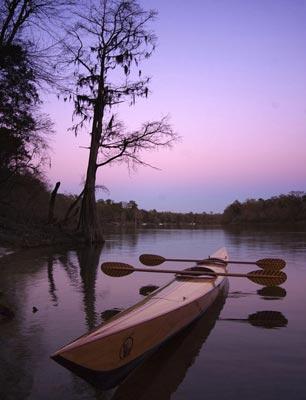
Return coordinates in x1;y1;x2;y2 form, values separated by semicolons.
119;336;134;359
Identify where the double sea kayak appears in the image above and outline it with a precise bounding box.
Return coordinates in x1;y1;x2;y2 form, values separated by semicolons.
51;247;229;388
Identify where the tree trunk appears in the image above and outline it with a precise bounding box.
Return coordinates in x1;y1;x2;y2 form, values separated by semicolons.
62;188;84;224
47;181;60;224
78;137;104;243
78;94;105;243
78;60;106;244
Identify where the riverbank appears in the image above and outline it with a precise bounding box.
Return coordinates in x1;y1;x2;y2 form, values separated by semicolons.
1;181;305;251
0;215;85;250
0;217;220;250
1;215;306;251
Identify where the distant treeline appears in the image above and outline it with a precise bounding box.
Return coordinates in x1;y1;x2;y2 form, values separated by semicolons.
96;192;306;227
96;199;222;228
223;191;306;225
2;174;306;227
0;173;305;246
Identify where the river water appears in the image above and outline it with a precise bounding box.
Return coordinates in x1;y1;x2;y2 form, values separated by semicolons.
1;228;306;400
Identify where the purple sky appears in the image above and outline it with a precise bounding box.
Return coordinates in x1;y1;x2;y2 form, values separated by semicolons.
46;0;306;212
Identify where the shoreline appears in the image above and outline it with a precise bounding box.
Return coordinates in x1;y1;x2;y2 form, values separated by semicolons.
0;218;305;251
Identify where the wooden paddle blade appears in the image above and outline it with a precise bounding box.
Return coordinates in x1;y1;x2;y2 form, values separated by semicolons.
139;254;165;266
101;262;133;277
247;270;287;286
248;311;288;328
256;258;286;270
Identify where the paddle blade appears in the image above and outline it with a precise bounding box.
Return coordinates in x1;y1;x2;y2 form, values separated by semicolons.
101;262;134;277
139;254;165;266
256;258;286;270
247;270;287;286
248;311;288;329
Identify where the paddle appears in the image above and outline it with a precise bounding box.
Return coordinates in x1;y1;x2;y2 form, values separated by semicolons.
101;262;287;286
219;311;288;329
139;254;286;271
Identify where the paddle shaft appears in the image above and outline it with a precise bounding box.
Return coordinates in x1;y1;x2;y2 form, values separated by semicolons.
139;255;285;269
115;266;278;279
161;258;201;263
140;257;228;264
162;258;263;265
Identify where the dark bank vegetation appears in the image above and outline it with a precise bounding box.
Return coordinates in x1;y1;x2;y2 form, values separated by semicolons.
223;191;306;225
0;0;77;246
0;174;79;247
0;0;75;184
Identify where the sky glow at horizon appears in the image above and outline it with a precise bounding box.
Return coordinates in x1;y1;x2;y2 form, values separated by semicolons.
46;0;306;213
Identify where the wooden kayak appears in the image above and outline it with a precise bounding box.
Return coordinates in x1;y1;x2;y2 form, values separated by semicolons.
113;282;229;399
51;247;229;388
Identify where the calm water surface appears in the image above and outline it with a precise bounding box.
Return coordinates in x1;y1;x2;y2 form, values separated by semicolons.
1;228;306;400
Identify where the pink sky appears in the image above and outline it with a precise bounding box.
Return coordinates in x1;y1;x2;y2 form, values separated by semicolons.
46;0;306;212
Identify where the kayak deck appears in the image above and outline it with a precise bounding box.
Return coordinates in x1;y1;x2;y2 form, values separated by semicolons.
51;247;229;387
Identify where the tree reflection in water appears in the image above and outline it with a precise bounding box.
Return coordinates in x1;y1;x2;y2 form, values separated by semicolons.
77;245;103;330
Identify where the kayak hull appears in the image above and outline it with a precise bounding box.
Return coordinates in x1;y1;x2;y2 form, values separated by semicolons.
51;247;229;388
